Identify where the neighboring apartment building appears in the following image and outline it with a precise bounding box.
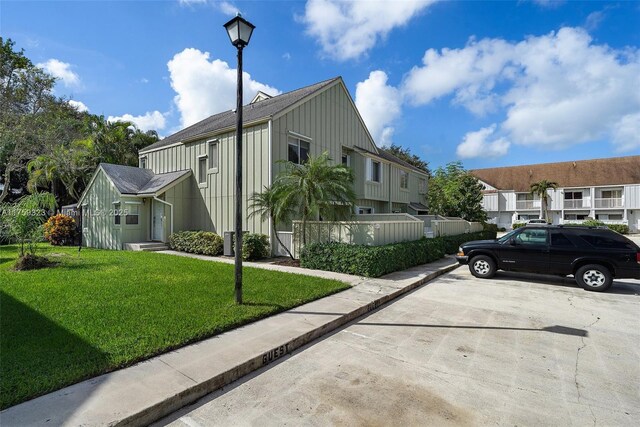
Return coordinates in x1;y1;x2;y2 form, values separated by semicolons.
471;156;640;232
78;77;429;250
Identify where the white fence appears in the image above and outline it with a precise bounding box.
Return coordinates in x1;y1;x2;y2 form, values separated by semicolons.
287;214;424;258
430;220;483;237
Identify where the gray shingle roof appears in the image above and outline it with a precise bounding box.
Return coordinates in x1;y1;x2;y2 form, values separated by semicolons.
100;163;190;195
140;77;341;153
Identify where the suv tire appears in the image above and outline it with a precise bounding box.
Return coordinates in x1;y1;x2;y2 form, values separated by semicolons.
575;264;613;292
469;255;496;279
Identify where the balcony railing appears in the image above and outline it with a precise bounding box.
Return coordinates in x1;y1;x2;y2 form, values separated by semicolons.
516;201;540;210
564;199;590;209
594;198;623;208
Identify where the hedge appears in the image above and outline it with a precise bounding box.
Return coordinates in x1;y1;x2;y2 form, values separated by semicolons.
300;230;497;278
242;233;270;261
168;231;223;256
563;222;629;235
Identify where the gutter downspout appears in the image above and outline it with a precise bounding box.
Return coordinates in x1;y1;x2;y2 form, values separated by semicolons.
153;196;174;239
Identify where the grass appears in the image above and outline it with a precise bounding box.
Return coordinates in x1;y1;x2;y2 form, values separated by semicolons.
0;244;349;409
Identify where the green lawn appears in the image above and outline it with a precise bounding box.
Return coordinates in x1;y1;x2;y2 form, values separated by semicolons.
0;244;349;409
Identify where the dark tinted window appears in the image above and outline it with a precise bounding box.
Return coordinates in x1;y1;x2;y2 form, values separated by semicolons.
578;233;634;250
551;232;574;247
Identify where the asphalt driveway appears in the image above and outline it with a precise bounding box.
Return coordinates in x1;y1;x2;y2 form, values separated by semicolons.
159;267;640;426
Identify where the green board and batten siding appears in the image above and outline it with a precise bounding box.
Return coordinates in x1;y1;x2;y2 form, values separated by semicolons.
81;169;150;249
141;124;271;236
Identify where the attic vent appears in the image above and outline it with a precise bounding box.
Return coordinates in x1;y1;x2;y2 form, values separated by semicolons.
250;91;273;104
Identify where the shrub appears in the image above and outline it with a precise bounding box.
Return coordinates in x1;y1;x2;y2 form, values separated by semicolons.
483;223;498;233
512;222;526;229
43;214;76;246
168;231;223;256
300;230;496;278
242;233;270;261
605;224;629;234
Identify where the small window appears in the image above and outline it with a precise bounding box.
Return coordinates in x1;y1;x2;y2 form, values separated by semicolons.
342;153;351;167
357;207;373;214
198;157;207;184
578;234;634;250
114;203;121;225
367;159;381;183
125;204;139;225
400;170;408;189
418;178;427;194
288;137;310;164
140;157;147;169
208;141;218;169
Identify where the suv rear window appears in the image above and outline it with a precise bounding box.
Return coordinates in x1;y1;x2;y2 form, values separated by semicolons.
577;233;635;250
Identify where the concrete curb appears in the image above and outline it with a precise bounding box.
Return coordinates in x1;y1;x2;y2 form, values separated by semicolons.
1;260;459;427
118;262;459;427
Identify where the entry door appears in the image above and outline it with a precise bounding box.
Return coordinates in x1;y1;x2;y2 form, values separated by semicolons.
152;201;164;241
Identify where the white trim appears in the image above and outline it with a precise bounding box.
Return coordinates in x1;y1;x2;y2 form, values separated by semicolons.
287;130;312;141
153;197;174;237
197;153;208;159
138;141;182;155
123;201;143;205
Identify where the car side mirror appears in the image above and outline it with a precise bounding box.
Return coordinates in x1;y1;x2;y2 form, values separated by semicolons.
509;239;517;246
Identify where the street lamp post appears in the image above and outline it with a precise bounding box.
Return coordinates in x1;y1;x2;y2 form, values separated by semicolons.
224;14;255;305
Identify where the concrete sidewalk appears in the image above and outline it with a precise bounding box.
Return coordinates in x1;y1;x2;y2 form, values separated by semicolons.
1;256;458;427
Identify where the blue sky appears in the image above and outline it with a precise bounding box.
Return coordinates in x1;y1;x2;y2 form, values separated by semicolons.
2;0;639;170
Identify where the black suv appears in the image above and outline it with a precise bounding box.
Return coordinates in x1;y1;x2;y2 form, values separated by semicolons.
456;225;640;292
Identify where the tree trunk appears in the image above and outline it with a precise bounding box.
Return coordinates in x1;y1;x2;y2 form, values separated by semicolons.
0;169;11;203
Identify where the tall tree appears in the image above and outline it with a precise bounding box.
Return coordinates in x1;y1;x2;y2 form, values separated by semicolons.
427;161;487;222
0;37;57;203
382;144;430;176
530;180;558;221
274;151;356;245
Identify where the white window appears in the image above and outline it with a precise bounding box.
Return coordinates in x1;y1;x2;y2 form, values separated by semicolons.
418;178;427;194
288;137;310;164
198;156;207;184
342;152;351;167
208;140;219;170
601;189;622;199
140;157;147;169
400;170;408;189
125;204;139;225
357;207;373;214
366;158;381;183
564;191;583;200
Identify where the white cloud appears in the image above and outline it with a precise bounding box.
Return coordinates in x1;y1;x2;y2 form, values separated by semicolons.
178;0;207;5
300;0;436;61
219;1;239;16
167;48;280;128
68;100;89;113
456;125;510;159
401;27;640;151
37;59;81;88
355;71;402;147
585;10;605;31
611;113;640;152
107;111;167;132
531;0;565;8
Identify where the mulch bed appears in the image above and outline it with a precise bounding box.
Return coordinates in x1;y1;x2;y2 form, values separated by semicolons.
272;258;300;267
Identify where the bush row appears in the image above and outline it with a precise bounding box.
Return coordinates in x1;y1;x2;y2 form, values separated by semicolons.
300;230;497;278
168;231;271;260
563;222;629;235
168;231;224;256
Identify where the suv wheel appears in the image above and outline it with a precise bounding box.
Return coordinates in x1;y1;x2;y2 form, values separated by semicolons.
575;264;613;292
469;255;496;279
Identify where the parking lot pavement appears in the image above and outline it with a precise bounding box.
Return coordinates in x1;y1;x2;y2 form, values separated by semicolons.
158;268;640;427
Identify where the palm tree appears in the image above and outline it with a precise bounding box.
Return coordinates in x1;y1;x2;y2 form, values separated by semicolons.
274;151;356;245
248;185;297;259
530;180;558;221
